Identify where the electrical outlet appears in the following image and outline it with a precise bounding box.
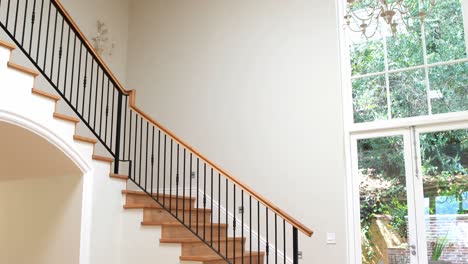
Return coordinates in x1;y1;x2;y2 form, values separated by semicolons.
298;251;303;259
191;172;196;179
238;206;244;214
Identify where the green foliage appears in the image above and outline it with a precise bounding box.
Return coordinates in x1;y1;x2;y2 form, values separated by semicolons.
350;0;468;123
431;235;449;261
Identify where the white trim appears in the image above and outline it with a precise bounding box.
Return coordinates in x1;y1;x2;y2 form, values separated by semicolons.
0;110;93;264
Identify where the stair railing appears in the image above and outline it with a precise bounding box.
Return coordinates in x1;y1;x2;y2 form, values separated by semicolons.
0;0;313;263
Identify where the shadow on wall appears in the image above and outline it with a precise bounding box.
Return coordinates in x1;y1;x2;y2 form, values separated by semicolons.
0;121;83;264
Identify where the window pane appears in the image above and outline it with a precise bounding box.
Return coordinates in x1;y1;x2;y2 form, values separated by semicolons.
429;62;468;114
389;69;428;119
425;0;467;63
352;75;388;123
357;136;411;264
387;22;424;70
350;40;385;76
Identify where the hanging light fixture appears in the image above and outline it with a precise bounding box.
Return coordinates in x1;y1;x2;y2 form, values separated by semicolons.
344;0;435;38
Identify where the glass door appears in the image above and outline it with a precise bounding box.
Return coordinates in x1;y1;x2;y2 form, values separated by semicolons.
351;130;419;264
414;125;468;264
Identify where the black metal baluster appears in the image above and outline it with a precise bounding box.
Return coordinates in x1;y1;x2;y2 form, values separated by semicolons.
114;91;123;174
42;1;51;70
127;110;133;179
5;0;11;32
266;208;269;264
176;144;179;218
69;35;76;102
170;139;173;211
105;79;110;143
163;135;167;206
151;127;155;196
110;88;115;148
182;149;186;224
250;196;252;264
138;117;143;185
132;112;138;180
87;59;94;121
203;163;206;240
98;71;105;136
35;0;44;62
293;227;298;264
157;130;161;199
283;220;286;264
56;16;64;87
218;173;221;252
63;26;70;96
121;96;128;156
74;43;82;107
233;184;236;264
21;0;28;45
28;0;36;54
81;51;88;113
241;190;244;264
257;201;260;264
13;0;19;37
225;178;228;259
210;168;213;246
144;122;149;191
189;153;192;229
196;158;199;235
50;9;58;80
275;214;278;264
93;67;99;129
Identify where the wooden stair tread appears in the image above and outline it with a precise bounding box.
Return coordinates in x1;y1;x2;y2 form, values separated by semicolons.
31;88;60;101
0;40;16;50
53;112;80;123
160;237;244;244
109;173;128;180
180;252;263;261
144;222;227;227
73;135;97;144
92;155;114;163
122;190;196;200
7;62;39;77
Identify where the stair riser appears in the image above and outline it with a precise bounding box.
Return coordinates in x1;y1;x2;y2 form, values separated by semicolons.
125;193;194;210
182;240;245;258
143;208;211;225
162;225;228;240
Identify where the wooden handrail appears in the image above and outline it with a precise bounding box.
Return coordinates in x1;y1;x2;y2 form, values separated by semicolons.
52;0;313;237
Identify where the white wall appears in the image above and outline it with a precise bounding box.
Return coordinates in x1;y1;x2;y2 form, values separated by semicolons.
126;1;347;263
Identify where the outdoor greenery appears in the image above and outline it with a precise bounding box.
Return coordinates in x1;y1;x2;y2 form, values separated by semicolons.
349;1;468;262
350;0;468;123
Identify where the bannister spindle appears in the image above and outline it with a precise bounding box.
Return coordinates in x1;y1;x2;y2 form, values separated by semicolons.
105;79;111;143
163;134;167;206
81;51;88;114
28;0;36;54
189;153;192;228
69;35;76;102
176;144;179;217
233;184;236;264
169;139;173;211
210;168;213;246
114;91;123;174
257;201;260;264
241;190;244;264
203;163;206;240
50;8;58;79
283;220;286;264
144;122;149;191
127;110;133;178
250;196;252;264
196;158;200;235
275;214;278;264
63;26;70;96
35;0;44;62
98;71;105;136
182;148;186;223
266;208;269;264
5;0;11;29
132;112;138;179
87;59;94;121
13;0;19;37
74;43;82;107
21;0;28;45
138;117;143;185
93;66;99;129
42;1;51;70
56;16;64;87
293;227;298;264
157;130;161;199
225;178;228;259
121;96;128;156
151;127;155;195
110;88;115;149
218;173;221;252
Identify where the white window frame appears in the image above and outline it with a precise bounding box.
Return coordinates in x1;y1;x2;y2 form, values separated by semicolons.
337;0;468;263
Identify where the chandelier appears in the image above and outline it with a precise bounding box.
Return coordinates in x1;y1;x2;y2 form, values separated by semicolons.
344;0;435;38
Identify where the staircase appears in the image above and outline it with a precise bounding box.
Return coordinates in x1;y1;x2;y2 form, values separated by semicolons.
0;1;313;263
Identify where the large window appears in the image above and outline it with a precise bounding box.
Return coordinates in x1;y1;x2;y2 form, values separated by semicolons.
348;0;468;124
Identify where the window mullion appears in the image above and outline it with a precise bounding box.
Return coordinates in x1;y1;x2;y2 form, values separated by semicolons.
420;0;433;115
